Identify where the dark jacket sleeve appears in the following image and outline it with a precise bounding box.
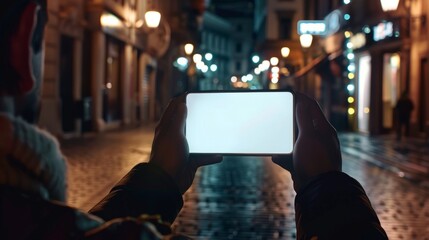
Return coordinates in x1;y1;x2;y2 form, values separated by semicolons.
88;163;183;224
295;171;388;240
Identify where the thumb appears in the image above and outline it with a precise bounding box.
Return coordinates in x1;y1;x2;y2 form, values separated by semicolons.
171;103;187;134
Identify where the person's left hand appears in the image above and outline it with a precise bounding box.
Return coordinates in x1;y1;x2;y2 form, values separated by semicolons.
149;96;222;194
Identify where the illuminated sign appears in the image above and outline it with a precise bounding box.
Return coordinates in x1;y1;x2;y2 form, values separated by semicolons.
373;22;394;41
298;20;327;35
325;10;342;35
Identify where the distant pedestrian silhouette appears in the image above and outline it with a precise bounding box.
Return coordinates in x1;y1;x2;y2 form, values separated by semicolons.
395;91;414;140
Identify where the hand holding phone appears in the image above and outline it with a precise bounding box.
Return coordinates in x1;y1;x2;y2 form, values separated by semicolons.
186;91;295;155
149;97;222;194
272;93;342;191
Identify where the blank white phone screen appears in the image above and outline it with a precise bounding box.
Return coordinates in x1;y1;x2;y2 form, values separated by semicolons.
186;92;294;154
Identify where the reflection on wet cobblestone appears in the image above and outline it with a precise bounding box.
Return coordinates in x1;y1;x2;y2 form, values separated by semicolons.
174;153;429;239
342;153;429;240
173;157;296;239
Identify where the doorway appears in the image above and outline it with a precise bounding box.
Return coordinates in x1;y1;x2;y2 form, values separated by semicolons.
103;38;122;123
382;52;401;130
357;53;371;133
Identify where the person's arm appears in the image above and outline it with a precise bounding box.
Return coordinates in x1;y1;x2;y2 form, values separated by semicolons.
295;171;387;239
273;93;387;239
89;96;221;224
88;163;183;224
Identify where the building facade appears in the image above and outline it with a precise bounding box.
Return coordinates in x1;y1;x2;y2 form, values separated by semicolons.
254;0;305;90
39;0;170;136
39;0;86;137
199;12;234;90
154;0;205;115
209;0;255;89
306;0;429;136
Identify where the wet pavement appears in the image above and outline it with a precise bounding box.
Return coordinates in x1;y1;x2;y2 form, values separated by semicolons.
340;133;429;188
62;127;429;239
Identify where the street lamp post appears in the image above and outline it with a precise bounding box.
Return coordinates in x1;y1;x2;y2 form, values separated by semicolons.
280;47;291;87
145;0;161;28
299;34;313;94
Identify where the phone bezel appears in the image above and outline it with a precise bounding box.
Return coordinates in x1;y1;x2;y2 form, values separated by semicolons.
185;90;296;156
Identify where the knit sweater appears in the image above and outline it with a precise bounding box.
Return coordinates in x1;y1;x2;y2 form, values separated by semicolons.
0;113;67;201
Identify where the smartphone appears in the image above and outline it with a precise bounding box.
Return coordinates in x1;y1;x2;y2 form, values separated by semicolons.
185;91;295;155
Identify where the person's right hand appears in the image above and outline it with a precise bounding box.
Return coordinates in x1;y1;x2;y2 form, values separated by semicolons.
272;92;342;192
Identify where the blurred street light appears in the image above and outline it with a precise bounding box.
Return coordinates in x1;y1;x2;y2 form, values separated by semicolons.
100;13;122;28
299;34;313;48
252;55;260;64
261;60;270;71
270;57;279;66
271;66;279;73
347;84;355;93
145;11;161;28
177;57;189;67
271;77;279;84
184;43;194;55
193;53;202;63
380;0;400;12
205;53;213;61
196;61;204;70
281;47;290;58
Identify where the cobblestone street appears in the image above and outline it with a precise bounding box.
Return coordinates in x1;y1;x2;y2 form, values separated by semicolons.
62;127;429;239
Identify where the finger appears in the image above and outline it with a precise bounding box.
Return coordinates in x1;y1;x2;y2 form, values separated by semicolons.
156;98;181;132
294;93;314;135
190;154;223;168
272;155;294;173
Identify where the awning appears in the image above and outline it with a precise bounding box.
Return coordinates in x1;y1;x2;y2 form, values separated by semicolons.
293;50;343;79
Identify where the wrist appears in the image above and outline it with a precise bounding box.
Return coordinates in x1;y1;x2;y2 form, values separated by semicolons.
296;170;343;194
147;160;178;182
